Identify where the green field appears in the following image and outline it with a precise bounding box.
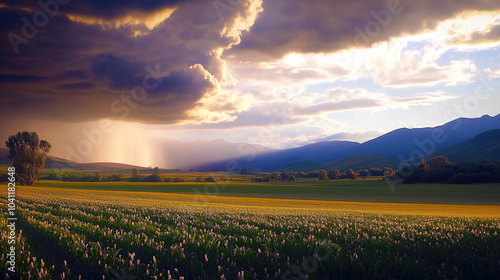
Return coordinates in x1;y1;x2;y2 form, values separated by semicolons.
2;186;500;279
33;179;500;205
3;172;500;279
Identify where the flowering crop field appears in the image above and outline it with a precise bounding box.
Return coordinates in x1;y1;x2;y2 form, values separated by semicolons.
1;186;500;279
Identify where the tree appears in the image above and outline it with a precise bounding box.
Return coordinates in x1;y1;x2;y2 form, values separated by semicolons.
318;169;329;181
132;168;140;178
347;169;358;180
147;167;163;182
382;167;395;176
109;174;125;181
93;172;102;182
6;131;51;186
204;176;215;182
419;159;428;172
429;156;452;169
358;169;371;177
195;176;204;182
328;169;340;180
153;167;161;176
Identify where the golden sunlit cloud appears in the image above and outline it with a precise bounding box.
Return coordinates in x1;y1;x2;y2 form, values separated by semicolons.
442;10;500;46
282;53;305;66
66;6;177;32
220;0;263;42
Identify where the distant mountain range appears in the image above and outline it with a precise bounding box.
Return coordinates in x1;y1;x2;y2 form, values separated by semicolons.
191;141;360;171
348;114;500;160
2;114;500;172
192;114;500;171
427;129;500;163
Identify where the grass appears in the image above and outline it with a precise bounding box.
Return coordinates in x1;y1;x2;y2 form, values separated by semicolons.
17;186;500;217
2;186;499;279
3;163;500;279
33;179;500;205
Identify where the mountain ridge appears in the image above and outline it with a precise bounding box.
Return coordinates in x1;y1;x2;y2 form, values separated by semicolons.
2;114;499;171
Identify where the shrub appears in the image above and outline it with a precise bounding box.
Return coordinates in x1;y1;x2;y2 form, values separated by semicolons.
204;176;215;182
147;174;163;182
195;176;204;182
172;177;185;182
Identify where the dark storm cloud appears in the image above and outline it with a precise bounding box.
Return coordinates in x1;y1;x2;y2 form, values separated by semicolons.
90;54;143;88
0;74;47;83
226;0;500;61
0;0;259;124
467;23;500;45
55;82;95;90
1;0;182;20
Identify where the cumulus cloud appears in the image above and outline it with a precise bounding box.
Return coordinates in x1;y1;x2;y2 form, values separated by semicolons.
1;0;499;166
227;0;500;61
0;0;263;124
289;87;457;117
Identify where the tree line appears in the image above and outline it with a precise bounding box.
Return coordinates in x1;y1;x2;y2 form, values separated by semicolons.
3;131;499;186
40;167;220;183
249;167;395;182
394;156;500;184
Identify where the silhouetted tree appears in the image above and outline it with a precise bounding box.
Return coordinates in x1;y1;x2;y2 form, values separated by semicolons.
382;167;395;176
318;169;329;181
195;176;204;182
132;168;140;178
93;172;102;182
5;131;51;186
358;169;371;177
347;169;358;180
204;176;216;182
153;167;161;176
429;156;452;169
369;168;384;176
328;169;341;180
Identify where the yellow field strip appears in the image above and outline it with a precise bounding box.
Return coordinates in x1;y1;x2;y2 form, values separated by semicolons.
14;186;500;218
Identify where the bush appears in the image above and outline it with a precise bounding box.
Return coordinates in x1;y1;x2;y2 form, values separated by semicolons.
204;176;215;182
147;174;163;182
195;176;204;182
172;177;185;182
109;174;125;182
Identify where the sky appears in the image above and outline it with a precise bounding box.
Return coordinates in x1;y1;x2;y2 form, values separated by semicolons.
0;0;500;168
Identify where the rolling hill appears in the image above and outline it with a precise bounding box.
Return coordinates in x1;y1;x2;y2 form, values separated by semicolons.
1;147;146;171
279;161;326;172
324;155;400;171
430;129;500;163
350;114;500;161
191;140;360;171
194;114;500;171
3;114;499;172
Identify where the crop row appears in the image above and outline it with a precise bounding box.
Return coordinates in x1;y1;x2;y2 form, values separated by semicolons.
1;194;500;279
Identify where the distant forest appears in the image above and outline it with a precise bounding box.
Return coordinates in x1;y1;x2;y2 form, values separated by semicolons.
395;156;500;184
1;156;499;185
